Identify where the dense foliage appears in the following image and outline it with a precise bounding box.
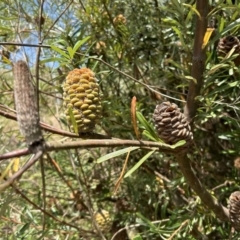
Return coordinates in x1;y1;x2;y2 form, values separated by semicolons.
0;0;240;239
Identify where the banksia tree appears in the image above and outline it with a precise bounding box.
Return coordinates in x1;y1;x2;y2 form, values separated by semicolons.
152;102;193;147
93;209;112;233
13;60;44;153
62;68;102;134
229;191;240;231
217;36;240;66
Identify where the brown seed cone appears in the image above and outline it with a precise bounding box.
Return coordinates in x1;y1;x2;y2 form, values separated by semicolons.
153;102;193;146
229;191;240;231
93;209;112;233
13;60;44;153
217;36;240;66
62;68;102;133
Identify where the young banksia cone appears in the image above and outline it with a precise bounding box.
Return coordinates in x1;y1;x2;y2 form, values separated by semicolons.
217;36;240;66
153;102;193;146
229;191;240;231
93;209;112;233
13;60;44;153
62;68;102;133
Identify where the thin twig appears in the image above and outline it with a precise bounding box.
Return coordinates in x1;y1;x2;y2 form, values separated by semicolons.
0;140;183;161
212;180;234;192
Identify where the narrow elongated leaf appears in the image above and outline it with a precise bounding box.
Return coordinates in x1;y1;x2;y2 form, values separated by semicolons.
12;158;20;173
183;3;200;18
221;18;240;35
170;140;186;149
202;28;215;49
97;147;139;163
0;160;14;181
0;16;17;20
132;235;143;240
208;81;238;96
0;26;12;31
208;63;229;74
136;212;157;230
68;108;78;134
124;150;155;178
67;46;74;59
73;36;91;53
142;130;159;142
172;26;187;49
51;45;70;58
136;111;162;142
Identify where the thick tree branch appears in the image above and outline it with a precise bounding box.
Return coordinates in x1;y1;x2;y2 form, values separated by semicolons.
0;139;181;160
175;153;229;222
184;0;209;122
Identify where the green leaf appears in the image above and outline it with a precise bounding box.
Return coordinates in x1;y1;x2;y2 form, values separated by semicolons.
170;140;186;149
51;45;70;59
185;75;197;83
124;150;155;178
136;212;157;230
221;18;240;35
136;111;162;142
171;0;183;15
67;46;74;59
208;81;238;96
0;16;17;20
208;63;229;75
68;108;78;134
132;235;143;240
97;147;139;163
19;223;30;235
73;36;91;53
172;26;187;49
0;25;12;32
183;3;200;18
142;130;159;142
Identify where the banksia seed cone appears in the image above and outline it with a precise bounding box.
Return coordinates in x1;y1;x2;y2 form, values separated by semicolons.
217;36;240;66
153;102;193;146
13;60;44;153
62;68;102;133
94;209;112;233
229;191;240;231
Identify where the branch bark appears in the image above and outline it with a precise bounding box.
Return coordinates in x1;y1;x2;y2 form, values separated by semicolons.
184;0;209;122
175;153;229;221
0;139;182;160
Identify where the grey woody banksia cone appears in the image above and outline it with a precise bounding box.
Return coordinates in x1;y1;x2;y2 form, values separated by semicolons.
13;60;44;153
229;191;240;231
217;36;240;66
153;102;193;148
62;68;102;133
0;60;44;190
